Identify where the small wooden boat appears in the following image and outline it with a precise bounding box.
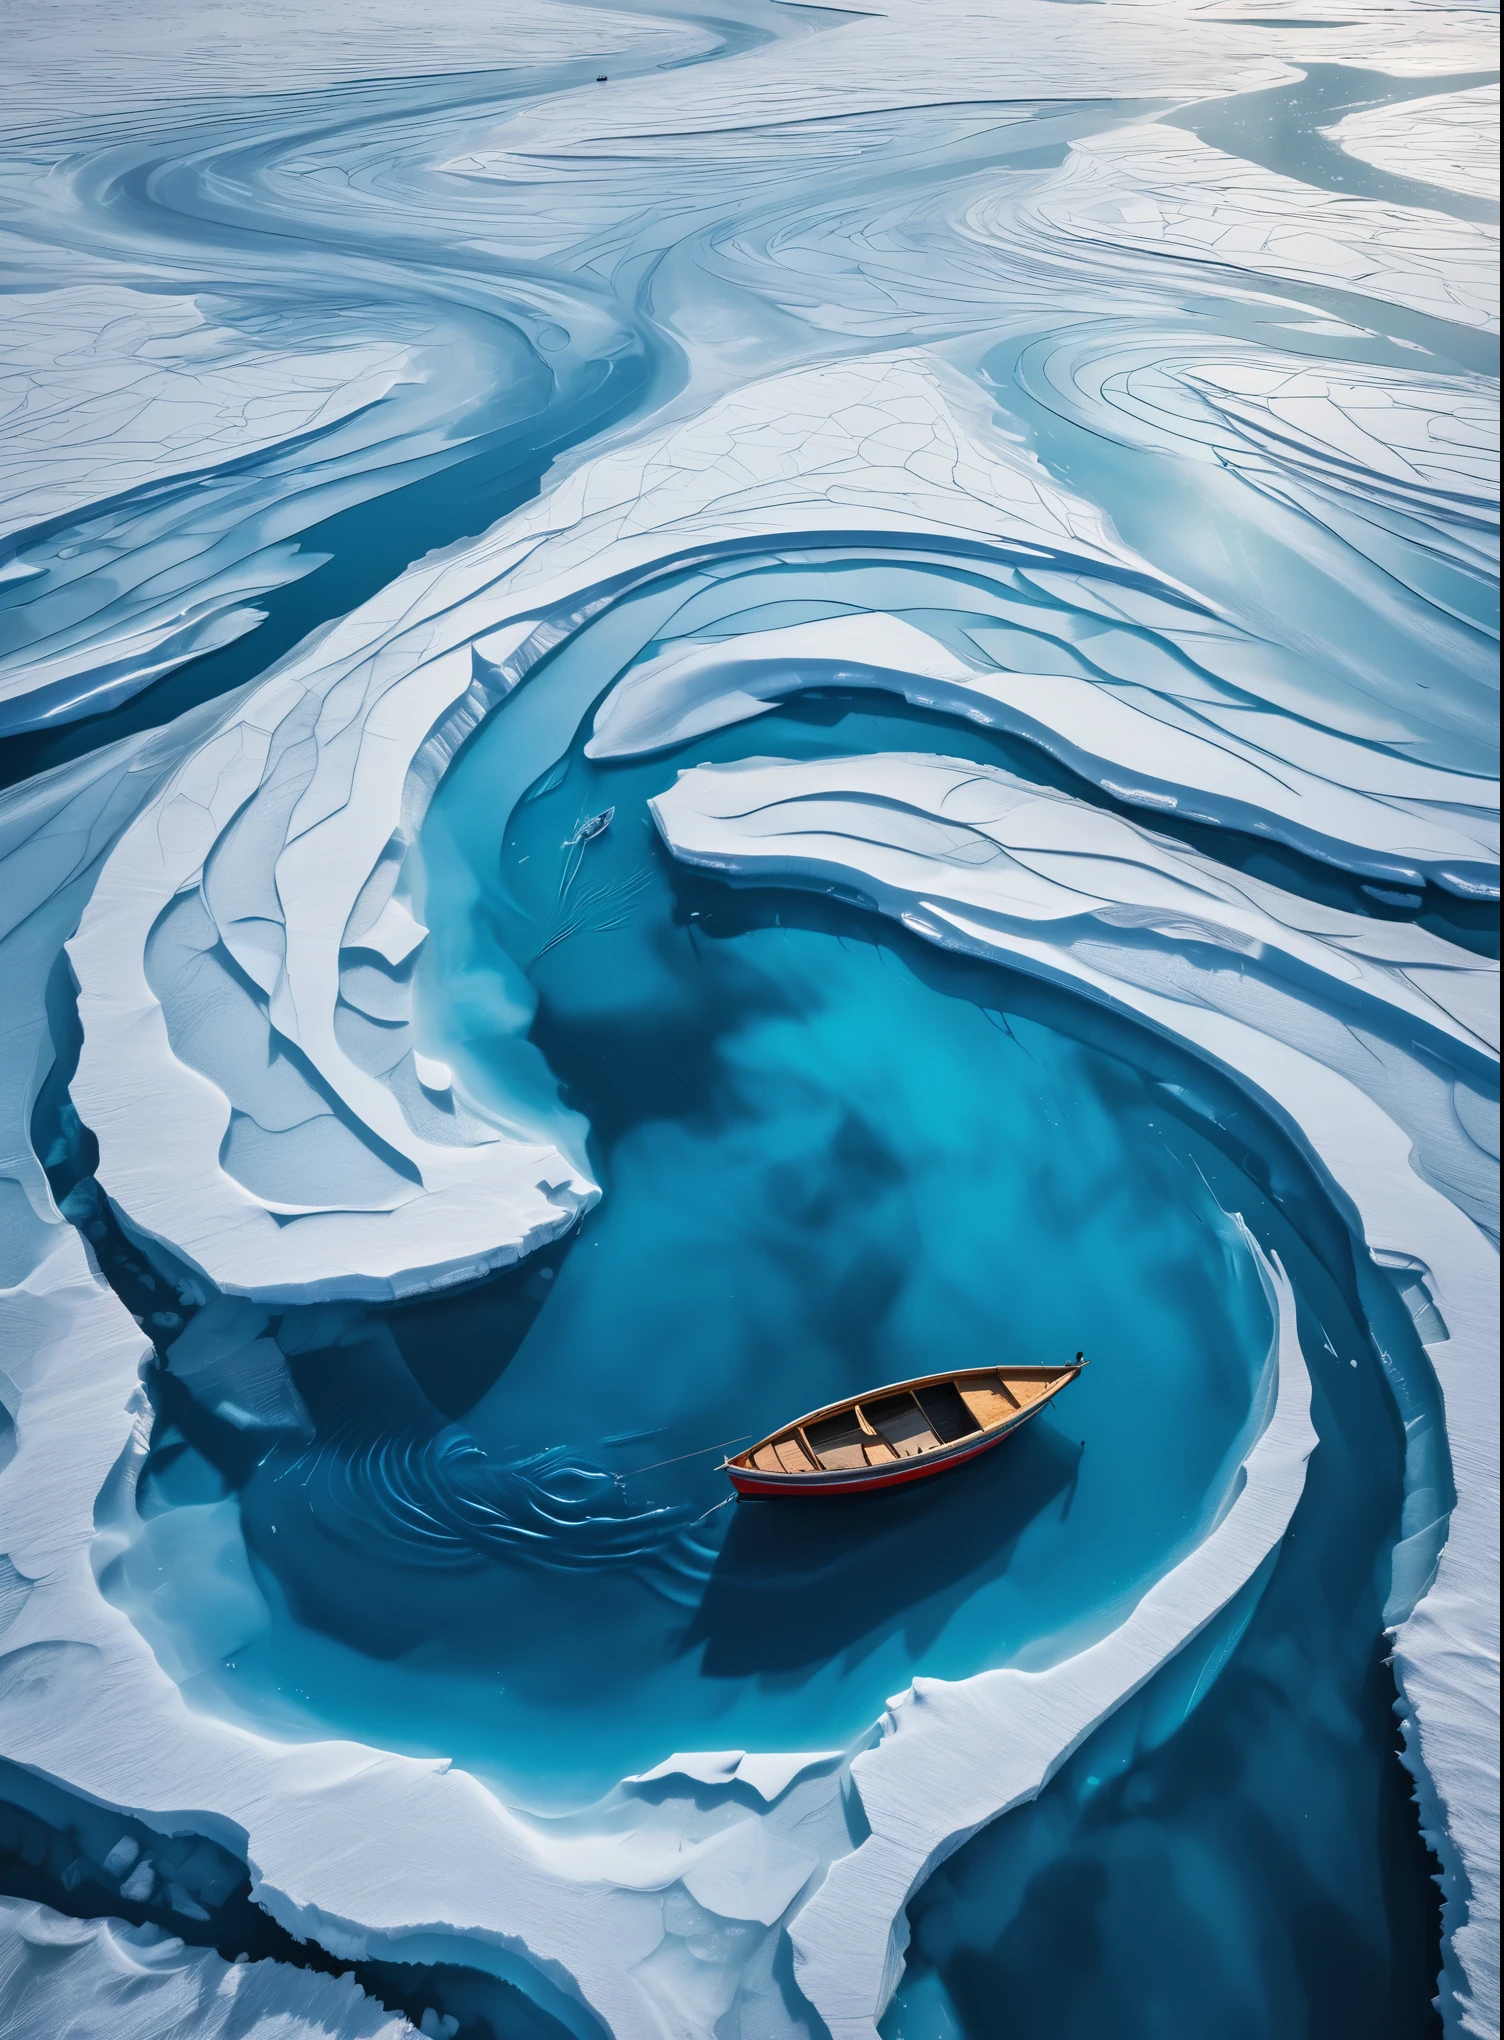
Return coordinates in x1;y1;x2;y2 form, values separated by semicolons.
725;1359;1084;1498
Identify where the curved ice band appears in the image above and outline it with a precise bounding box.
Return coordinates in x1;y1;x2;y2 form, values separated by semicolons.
65;350;1498;1303
37;347;1498;2034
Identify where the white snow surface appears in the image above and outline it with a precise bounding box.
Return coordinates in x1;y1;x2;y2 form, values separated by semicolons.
65;621;600;1301
0;290;419;546
1332;84;1501;201
1025;334;1498;575
1017;121;1499;333
590;604;1497;894
1;2;1499;2036
0;0;714;733
0;288;466;733
0;1895;412;2040
454;0;1482;168
2;0;700;135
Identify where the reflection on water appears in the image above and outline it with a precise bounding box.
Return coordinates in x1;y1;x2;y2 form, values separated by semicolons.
688;1431;1079;1682
883;1186;1444;2040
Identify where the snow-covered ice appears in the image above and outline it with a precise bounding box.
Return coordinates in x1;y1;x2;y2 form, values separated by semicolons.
1332;84;1501;202
0;1896;412;2040
0;1;1497;2036
1017;122;1499;334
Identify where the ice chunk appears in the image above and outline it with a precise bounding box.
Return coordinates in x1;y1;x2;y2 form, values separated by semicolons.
100;1837;139;1880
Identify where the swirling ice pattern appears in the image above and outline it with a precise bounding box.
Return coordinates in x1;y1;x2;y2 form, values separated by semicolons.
0;4;1497;2040
0;0;715;741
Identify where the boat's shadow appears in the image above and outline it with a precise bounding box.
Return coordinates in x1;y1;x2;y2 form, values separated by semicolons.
684;1420;1080;1678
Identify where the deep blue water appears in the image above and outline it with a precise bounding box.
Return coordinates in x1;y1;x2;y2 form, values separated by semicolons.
884;1198;1443;2040
141;692;1273;1804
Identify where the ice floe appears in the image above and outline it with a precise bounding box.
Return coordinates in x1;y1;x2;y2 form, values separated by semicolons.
591;600;1498;895
1332;83;1501;202
66;622;598;1301
0;287;498;733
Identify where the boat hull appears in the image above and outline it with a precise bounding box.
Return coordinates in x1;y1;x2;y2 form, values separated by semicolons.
727;1400;1037;1498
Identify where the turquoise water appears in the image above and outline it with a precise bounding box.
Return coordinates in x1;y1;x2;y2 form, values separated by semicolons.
883;1177;1442;2040
148;694;1275;1809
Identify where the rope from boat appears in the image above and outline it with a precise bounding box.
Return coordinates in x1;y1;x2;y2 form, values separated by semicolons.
619;1433;756;1478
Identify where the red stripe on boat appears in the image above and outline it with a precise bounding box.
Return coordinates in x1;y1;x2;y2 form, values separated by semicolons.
727;1424;1010;1497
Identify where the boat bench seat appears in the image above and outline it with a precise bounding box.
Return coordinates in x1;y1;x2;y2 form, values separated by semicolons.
805;1411;872;1470
914;1380;984;1444
735;1362;1079;1485
862;1391;941;1458
751;1438;817;1474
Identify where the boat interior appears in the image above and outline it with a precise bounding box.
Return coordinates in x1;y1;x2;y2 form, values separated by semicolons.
734;1366;1076;1477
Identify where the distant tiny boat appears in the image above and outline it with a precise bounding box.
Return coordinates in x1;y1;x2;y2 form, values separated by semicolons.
567;807;614;847
725;1360;1084;1497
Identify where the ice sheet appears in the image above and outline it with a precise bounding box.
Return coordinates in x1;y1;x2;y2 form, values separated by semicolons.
1;2;1497;2035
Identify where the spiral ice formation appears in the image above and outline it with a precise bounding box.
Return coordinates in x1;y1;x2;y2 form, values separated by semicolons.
0;4;1497;2039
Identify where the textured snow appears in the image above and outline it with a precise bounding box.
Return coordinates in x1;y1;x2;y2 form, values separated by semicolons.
0;289;456;733
0;1895;411;2040
452;0;1481;168
0;291;418;546
1017;122;1499;333
1032;336;1498;567
0;0;714;733
2;0;697;134
591;603;1497;896
65;629;599;1301
652;750;1498;1063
